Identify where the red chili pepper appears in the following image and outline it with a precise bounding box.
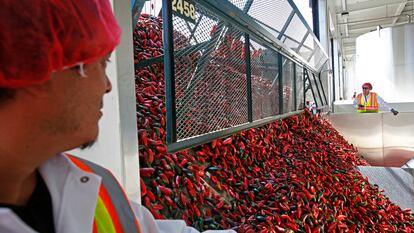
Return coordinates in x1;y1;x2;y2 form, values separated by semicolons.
209;24;218;36
140;167;155;177
223;138;232;145
140;178;147;196
304;224;311;233
336;214;346;222
155;146;167;154
158;185;172;196
146;190;155;202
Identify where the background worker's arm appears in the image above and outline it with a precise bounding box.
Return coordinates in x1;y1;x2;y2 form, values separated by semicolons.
377;95;398;115
353;98;364;108
353;99;358;108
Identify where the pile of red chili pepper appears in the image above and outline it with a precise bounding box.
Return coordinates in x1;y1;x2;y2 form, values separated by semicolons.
134;14;414;232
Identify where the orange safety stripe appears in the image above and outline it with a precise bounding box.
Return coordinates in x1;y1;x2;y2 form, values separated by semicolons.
372;93;378;107
68;156;93;173
67;156;124;233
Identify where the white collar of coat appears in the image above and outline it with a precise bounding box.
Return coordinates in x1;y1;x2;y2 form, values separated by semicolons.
0;154;102;233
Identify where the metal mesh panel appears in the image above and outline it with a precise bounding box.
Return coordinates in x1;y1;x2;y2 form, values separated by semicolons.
303;27;315;49
305;88;314;105
296;65;305;110
320;63;330;105
283;37;300;51
228;0;247;10
282;58;294;113
225;0;328;72
250;40;279;121
173;18;192;41
284;14;308;44
304;70;321;106
247;0;292;34
313;48;326;70
310;72;324;106
173;5;248;140
301;35;315;63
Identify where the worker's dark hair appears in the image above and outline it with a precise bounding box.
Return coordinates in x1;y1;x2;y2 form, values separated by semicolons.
0;88;16;104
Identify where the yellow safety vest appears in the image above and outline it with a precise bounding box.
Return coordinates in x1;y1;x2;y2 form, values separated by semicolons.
356;92;378;113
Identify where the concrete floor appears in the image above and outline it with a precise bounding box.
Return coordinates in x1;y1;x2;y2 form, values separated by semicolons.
357;166;414;211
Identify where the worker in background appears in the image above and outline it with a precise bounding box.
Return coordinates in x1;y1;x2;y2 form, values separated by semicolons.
0;1;234;233
353;82;399;115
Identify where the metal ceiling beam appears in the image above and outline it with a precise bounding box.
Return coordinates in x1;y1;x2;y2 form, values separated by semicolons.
341;0;349;37
342;0;408;13
343;43;355;47
337;14;411;26
392;1;408;25
347;20;398;31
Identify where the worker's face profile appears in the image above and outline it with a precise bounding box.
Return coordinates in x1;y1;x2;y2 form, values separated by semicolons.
42;54;112;150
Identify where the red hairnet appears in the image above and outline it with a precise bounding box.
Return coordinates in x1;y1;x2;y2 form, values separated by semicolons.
362;82;372;90
0;0;121;88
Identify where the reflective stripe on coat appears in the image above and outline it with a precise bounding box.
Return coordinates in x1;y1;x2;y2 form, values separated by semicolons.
67;155;142;233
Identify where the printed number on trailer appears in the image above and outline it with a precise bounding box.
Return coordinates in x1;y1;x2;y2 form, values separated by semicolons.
172;0;197;23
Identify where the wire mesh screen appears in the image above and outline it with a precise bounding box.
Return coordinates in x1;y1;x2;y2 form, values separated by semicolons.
228;0;248;10
305;86;314;106
309;72;324;106
302;36;317;65
173;4;249;140
320;63;330;104
304;70;318;106
284;37;302;52
247;0;292;36
226;0;328;71
284;14;308;47
282;58;294;113
296;65;305;110
250;40;279;121
314;48;327;70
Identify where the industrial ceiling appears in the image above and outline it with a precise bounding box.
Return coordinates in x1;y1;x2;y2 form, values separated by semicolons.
333;0;414;59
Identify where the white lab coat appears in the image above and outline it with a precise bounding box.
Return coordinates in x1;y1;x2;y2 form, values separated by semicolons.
0;154;236;233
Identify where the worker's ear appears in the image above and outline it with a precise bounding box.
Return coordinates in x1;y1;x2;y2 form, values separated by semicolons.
18;79;54;99
17;69;71;99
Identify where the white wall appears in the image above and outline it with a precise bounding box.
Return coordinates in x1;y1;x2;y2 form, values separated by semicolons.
344;57;356;100
68;0;140;202
355;24;414;102
318;0;329;53
333;39;341;100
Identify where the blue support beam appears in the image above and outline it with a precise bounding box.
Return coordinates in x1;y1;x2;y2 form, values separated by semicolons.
245;34;253;122
243;0;254;13
162;0;177;144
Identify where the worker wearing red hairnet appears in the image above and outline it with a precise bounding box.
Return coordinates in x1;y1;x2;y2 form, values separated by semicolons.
0;1;234;232
353;83;398;115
